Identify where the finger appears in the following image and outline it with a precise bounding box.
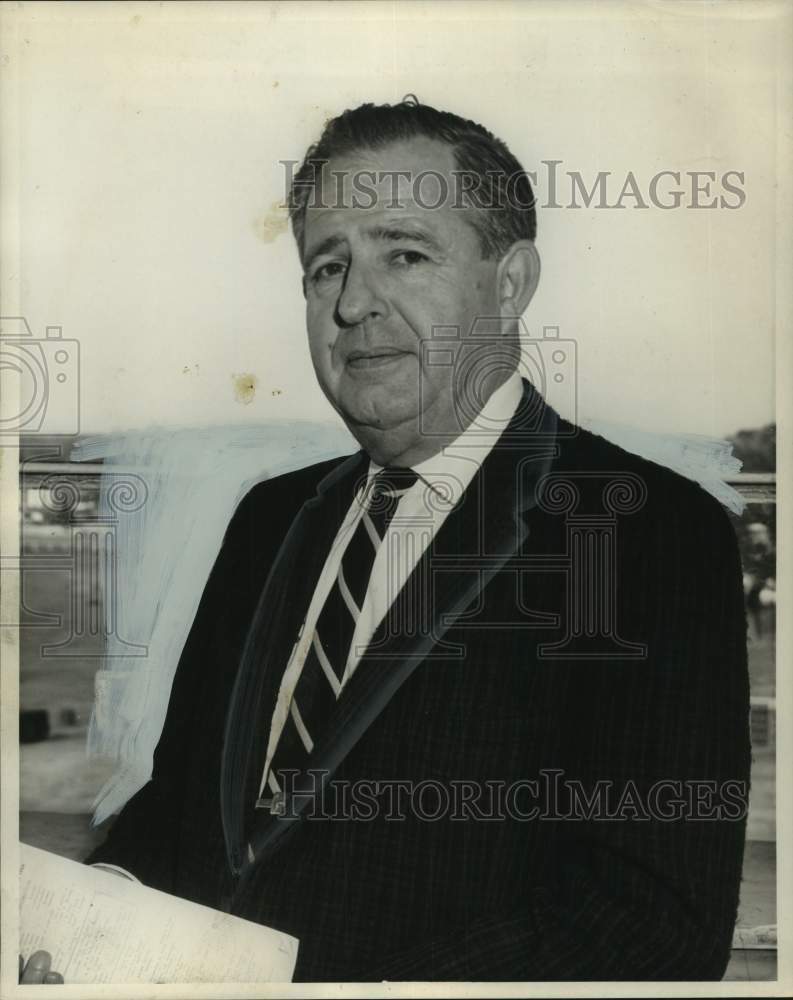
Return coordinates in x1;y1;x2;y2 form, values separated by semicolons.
20;950;52;984
43;971;64;984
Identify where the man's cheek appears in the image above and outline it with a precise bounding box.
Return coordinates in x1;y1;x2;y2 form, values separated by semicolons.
307;315;338;356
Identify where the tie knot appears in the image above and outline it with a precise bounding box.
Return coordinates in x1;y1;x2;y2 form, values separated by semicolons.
371;466;419;501
361;467;419;536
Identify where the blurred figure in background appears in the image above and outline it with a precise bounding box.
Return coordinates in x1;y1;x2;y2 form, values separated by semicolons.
742;522;775;640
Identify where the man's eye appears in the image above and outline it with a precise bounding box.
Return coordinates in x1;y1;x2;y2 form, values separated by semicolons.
391;249;429;267
311;261;347;283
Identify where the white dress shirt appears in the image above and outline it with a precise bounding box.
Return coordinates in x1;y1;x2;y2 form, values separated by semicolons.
259;372;524;797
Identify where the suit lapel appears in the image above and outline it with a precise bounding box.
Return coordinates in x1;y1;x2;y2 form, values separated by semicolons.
244;382;560;868
220;450;367;875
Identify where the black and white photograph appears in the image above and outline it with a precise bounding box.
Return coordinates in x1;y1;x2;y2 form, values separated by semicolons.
1;1;789;995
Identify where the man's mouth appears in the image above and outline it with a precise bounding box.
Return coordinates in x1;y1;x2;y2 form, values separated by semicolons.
346;348;410;370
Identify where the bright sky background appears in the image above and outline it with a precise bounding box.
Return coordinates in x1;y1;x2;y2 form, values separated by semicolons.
3;0;786;439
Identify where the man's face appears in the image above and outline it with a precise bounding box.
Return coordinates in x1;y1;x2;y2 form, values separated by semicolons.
301;138;503;465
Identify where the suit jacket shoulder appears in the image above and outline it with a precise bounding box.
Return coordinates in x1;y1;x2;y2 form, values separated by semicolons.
554;417;737;552
225;453;354;543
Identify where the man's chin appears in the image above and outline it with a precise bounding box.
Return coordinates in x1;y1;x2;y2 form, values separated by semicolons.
338;387;417;432
350;429;417;467
341;405;420;465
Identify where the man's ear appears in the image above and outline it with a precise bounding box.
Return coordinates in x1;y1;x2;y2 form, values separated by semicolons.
496;240;541;319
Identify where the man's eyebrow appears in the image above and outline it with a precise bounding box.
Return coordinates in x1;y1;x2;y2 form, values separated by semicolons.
303;225;444;271
303;234;347;271
366;225;444;254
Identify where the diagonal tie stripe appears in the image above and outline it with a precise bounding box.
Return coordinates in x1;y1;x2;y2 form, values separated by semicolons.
361;510;382;549
258;467;419;810
312;632;342;697
337;563;362;621
290;698;313;753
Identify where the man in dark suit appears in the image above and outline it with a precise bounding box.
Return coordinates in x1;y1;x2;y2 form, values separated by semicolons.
83;99;750;982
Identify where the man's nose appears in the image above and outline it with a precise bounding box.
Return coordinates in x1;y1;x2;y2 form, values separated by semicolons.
335;261;388;327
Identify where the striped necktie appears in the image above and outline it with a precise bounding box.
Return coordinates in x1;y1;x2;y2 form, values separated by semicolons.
257;466;419;813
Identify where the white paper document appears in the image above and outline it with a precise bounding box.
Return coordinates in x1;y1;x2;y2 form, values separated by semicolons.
19;844;299;984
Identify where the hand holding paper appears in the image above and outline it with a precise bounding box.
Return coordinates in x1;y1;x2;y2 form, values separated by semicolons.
20;844;298;984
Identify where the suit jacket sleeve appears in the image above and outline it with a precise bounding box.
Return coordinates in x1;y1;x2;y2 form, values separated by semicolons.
370;490;751;982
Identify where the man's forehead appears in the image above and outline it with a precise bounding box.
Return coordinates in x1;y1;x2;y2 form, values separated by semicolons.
301;138;485;259
304;205;446;240
308;136;460;216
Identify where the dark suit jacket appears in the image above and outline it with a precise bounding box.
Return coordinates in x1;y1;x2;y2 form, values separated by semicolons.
88;383;750;981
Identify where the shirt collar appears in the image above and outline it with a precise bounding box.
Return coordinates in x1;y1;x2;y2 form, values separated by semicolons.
365;371;524;509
